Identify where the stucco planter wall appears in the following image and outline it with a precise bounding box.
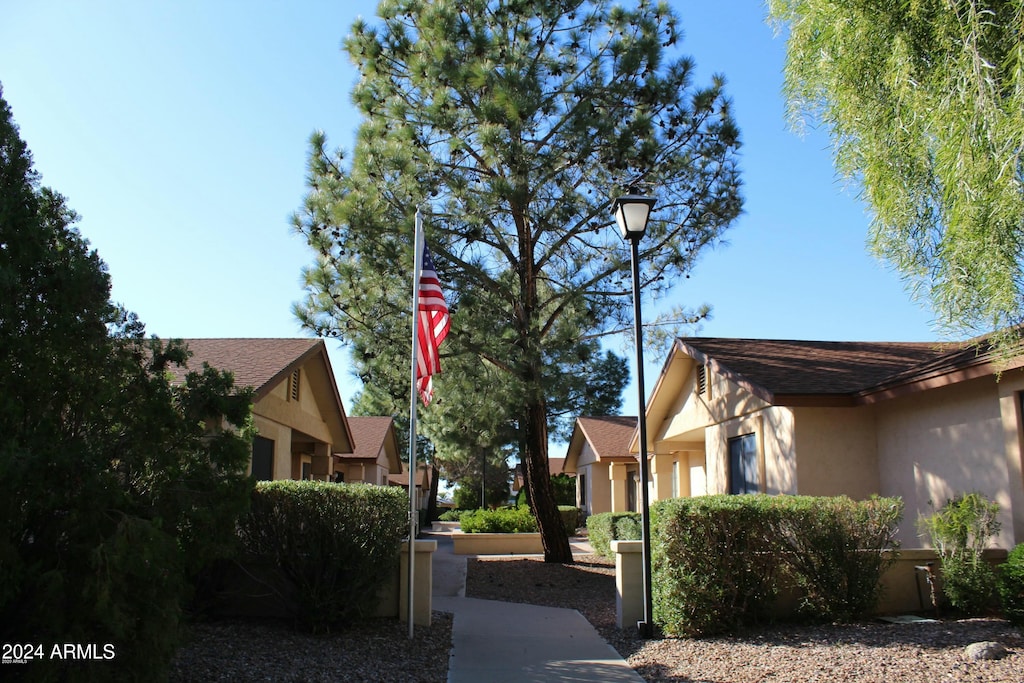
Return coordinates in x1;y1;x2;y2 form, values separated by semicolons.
452;531;543;555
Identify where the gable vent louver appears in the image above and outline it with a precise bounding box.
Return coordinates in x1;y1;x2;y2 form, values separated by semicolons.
697;365;707;395
290;369;300;401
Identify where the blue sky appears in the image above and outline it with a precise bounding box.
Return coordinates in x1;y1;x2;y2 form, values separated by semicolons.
1;1;938;449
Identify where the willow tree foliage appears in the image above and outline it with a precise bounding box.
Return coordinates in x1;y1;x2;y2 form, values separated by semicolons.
769;0;1024;345
293;0;742;562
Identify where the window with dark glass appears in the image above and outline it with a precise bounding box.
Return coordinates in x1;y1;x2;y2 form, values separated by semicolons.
728;433;759;494
252;436;274;481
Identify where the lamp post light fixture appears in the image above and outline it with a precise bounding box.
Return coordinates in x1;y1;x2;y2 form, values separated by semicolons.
612;190;656;639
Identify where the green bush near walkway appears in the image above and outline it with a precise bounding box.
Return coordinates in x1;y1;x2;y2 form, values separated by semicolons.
586;512;642;558
236;481;407;632
590;494;904;636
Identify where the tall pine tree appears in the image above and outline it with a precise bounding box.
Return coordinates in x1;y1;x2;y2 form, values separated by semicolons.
294;0;742;561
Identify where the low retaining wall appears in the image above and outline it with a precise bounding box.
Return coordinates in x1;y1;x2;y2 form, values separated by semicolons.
452;531;544;555
877;548;1007;615
611;542;1009;629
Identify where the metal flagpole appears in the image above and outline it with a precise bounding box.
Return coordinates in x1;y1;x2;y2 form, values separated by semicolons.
406;207;425;640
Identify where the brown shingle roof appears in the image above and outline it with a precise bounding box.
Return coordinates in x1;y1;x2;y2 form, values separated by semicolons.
342;416;396;460
169;338;323;397
677;337;983;402
576;416;638;460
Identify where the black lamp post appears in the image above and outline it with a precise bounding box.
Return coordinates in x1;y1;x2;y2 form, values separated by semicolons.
613;190;656;639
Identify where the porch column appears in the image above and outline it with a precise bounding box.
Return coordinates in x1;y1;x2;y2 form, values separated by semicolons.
609;462;629;512
677;452;694;497
311;442;331;481
650;453;674;502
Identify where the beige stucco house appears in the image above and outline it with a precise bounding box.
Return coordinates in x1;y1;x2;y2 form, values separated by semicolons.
562;416;640;517
339;416;403;485
636;336;1024;550
175;338;355;482
389;462;435;514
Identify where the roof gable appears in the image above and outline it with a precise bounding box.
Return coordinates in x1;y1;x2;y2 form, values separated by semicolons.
170;338;354;450
565;416;637;471
170;338;323;397
344;416;402;473
675;336;1006;404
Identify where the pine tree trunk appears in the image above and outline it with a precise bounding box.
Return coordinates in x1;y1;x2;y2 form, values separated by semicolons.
523;400;572;563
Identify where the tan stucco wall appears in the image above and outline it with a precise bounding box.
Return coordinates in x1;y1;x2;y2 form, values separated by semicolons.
655;368;709;444
705;407;795;495
652;365;803;498
260;387;332;446
876;375;1013;548
341;462;389;485
251;361;348;482
793;406;880;499
648;451;705;502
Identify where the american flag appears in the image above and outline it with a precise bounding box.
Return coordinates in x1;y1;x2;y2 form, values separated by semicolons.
415;245;450;405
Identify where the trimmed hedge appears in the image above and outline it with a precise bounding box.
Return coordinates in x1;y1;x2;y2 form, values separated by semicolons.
651;494;903;636
236;481;406;632
586;512;642;558
459;506;579;534
768;495;903;621
653;495;780;636
459;506;538;533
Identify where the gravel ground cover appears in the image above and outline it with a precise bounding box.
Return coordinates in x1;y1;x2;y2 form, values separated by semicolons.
170;550;1023;682
168;613;452;682
467;554;1024;683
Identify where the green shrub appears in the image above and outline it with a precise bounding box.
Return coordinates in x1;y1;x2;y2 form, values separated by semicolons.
586;512;642;558
615;513;643;544
516;474;578;509
438;509;465;522
652;495;781;636
0;340;255;682
649;494;902;635
998;543;1024;625
236;481;406;632
558;505;581;534
459;507;538;533
551;474;578;506
769;495;903;621
918;492;1000;614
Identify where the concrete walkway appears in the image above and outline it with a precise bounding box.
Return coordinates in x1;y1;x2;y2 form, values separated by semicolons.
424;530;644;683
